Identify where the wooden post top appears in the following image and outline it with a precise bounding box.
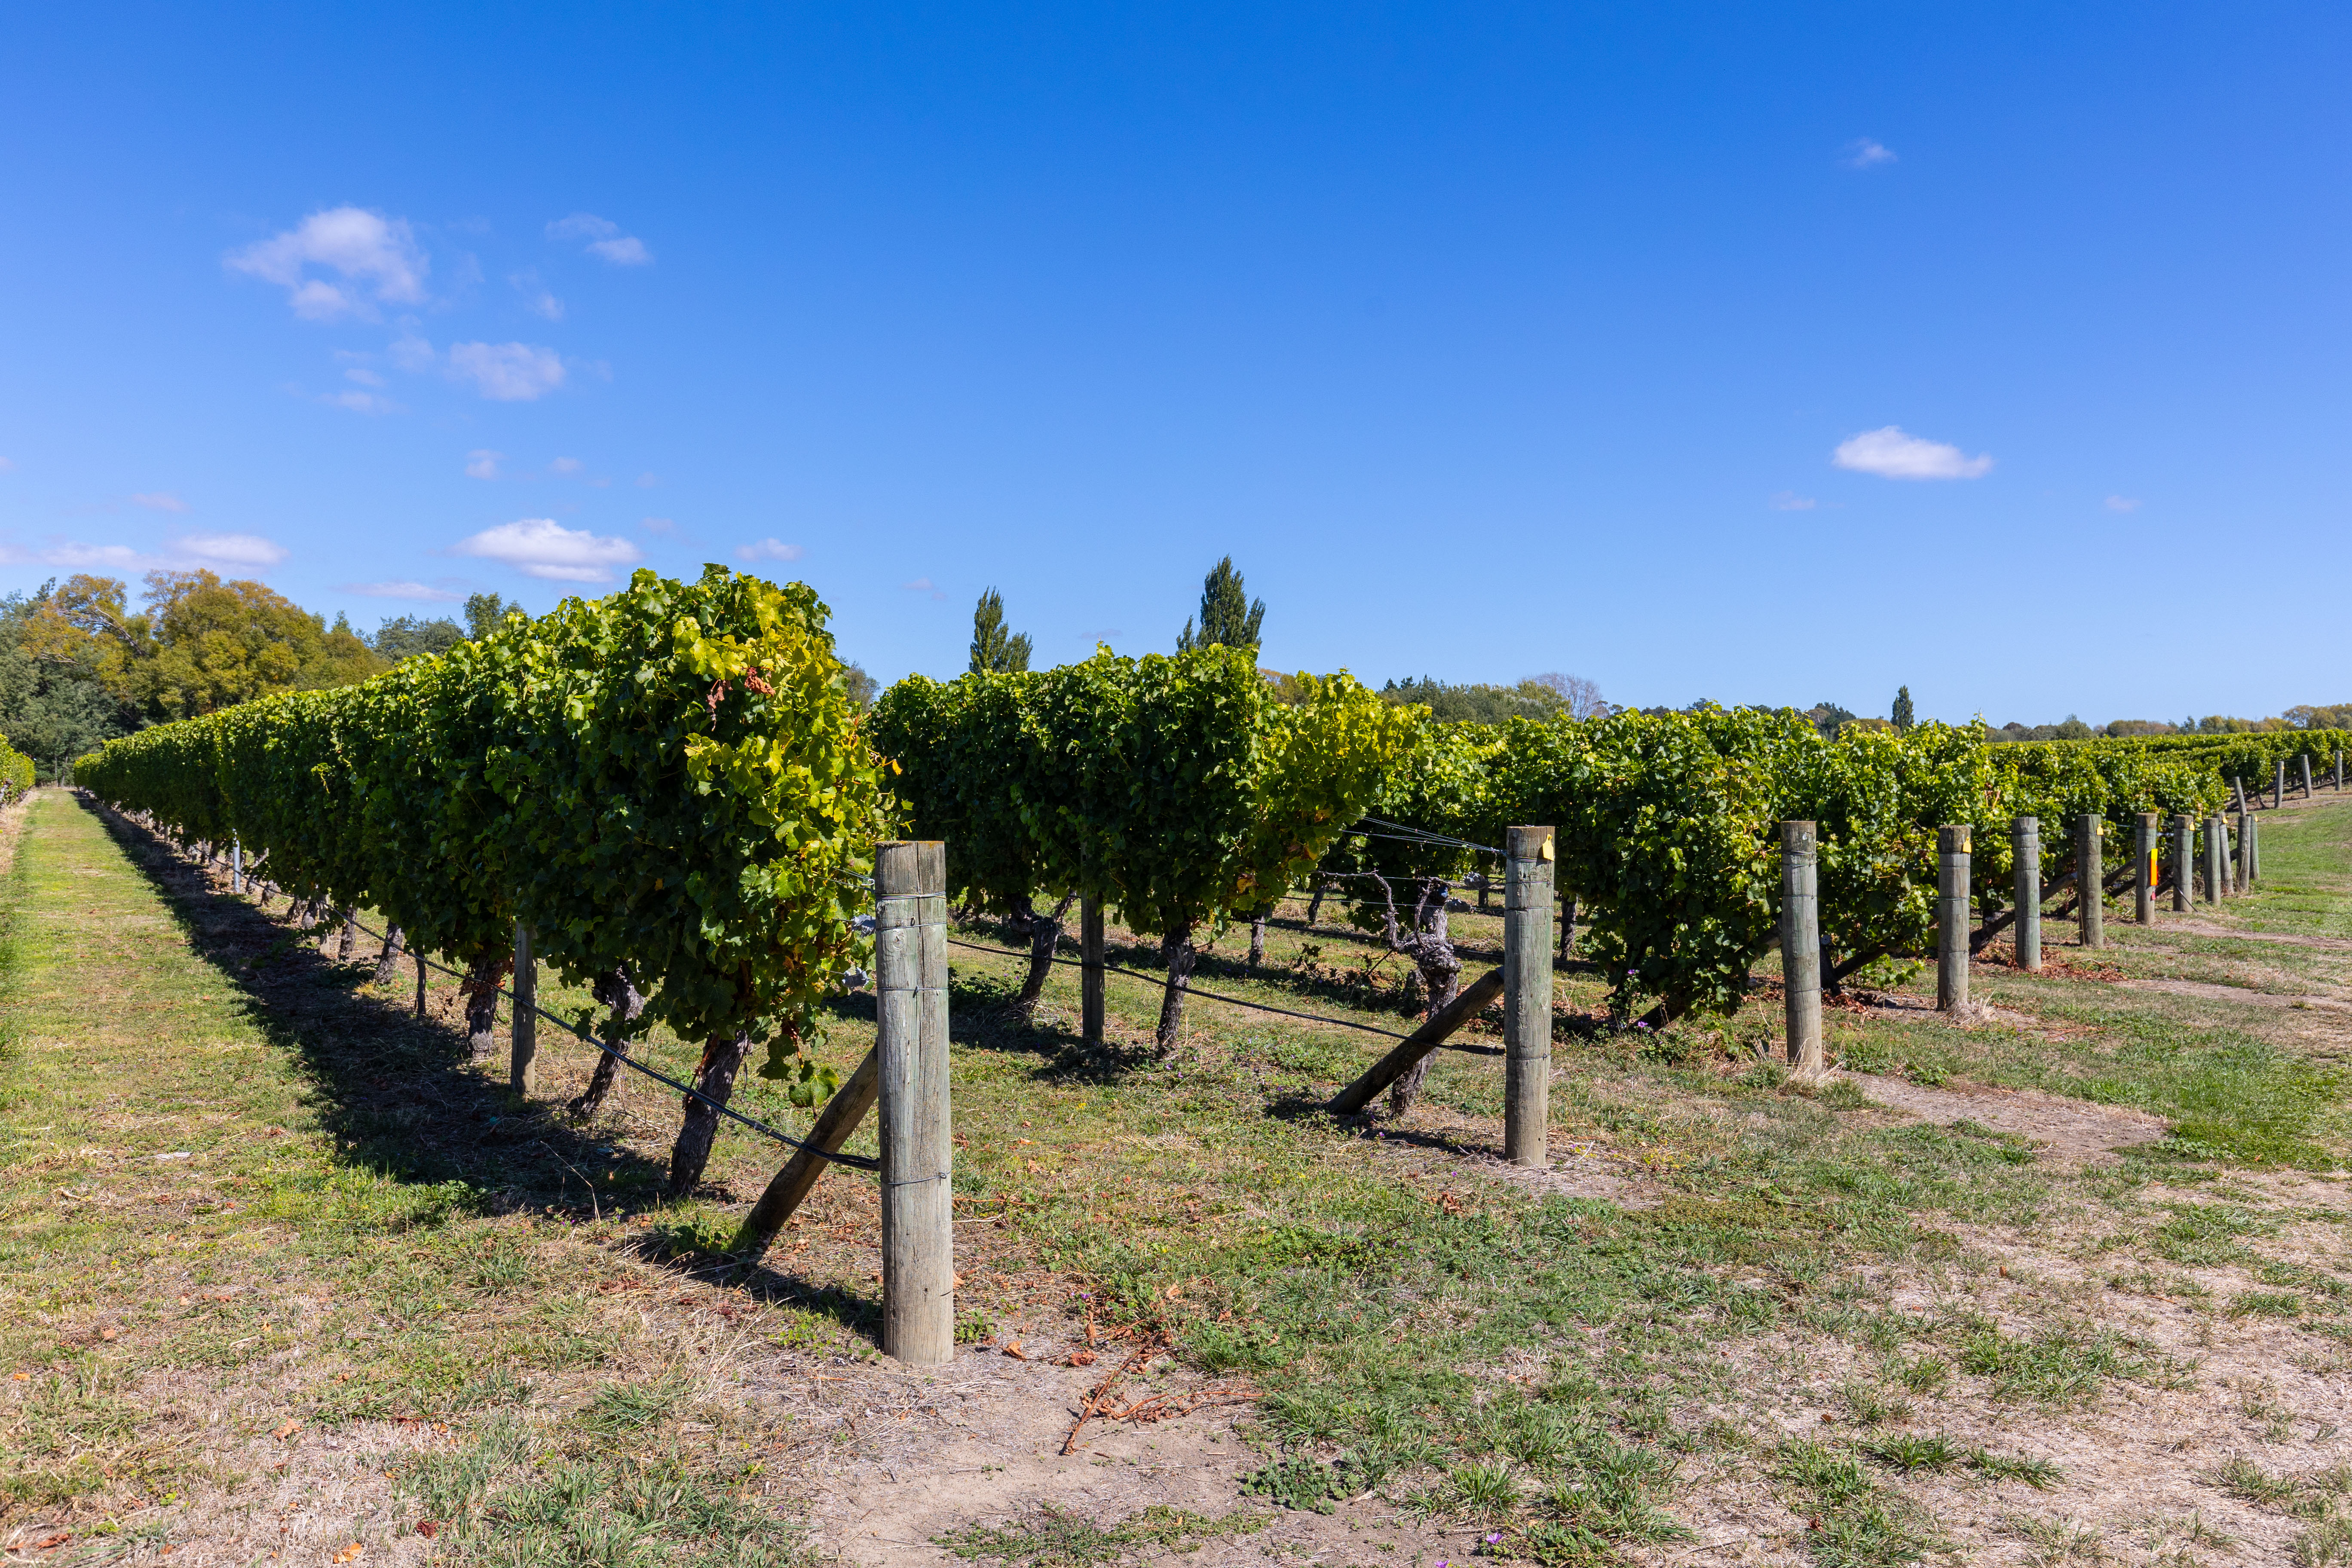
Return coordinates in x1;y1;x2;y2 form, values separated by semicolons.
1938;824;1970;854
876;841;946;896
1780;820;1816;852
1505;825;1555;860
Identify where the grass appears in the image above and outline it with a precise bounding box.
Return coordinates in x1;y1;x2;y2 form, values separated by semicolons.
4;784;2352;1559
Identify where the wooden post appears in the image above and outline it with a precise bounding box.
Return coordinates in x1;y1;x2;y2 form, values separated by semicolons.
1329;969;1505;1115
2337;750;2344;793
2205;814;2225;903
730;1046;880;1258
1936;825;1970;1012
1503;827;1555;1168
511;921;537;1096
2275;759;2285;810
2170;813;2192;913
2233;777;2248;817
876;841;953;1367
2302;754;2315;799
2134;812;2157;925
415;950;428;1016
2235;809;2250;892
2250;812;2261;884
1780;822;1825;1080
231;836;243;895
1079;894;1105;1047
2012;817;2041;971
2077;814;2104;948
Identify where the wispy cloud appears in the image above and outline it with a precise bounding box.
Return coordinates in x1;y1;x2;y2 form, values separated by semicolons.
510;270;564;321
452;517;643;582
2105;495;2143;513
549;456;582;475
389;333;437;373
340;580;463;602
0;457;15;474
735;538;804;563
0;532;289;573
130;492;189;513
179;532;288;567
1831;426;1992;481
226;207;429;321
465;450;503;481
343;367;387;388
446;342;566;401
547;213;654;266
320;389;401;415
1843;138;1898;169
640;517;676;534
901;576;947;602
635;472;659;489
1768;491;1817;511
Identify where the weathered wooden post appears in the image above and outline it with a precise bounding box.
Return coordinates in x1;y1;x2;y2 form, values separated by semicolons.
2076;814;2104;948
2134;812;2158;925
1503;827;1556;1167
2205;814;2226;903
2337;750;2344;792
2235;808;2251;892
1780;822;1825;1080
2170;813;2192;913
1936;826;1970;1012
2275;759;2286;810
2302;754;2315;799
2250;812;2261;884
415;950;428;1015
511;921;537;1096
1079;894;1105;1047
2012;817;2041;971
877;840;954;1366
231;836;243;895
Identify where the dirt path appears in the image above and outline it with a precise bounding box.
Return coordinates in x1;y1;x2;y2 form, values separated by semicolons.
1844;1072;2168;1164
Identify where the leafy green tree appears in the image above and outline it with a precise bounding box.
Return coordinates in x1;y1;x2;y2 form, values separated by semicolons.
463;592;523;641
1175;556;1265;658
373;615;465;663
23;570;385;720
0;583;142;779
1891;686;1915;734
967;588;1032;674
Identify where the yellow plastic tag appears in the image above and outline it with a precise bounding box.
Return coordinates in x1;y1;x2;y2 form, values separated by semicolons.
1540;834;1555;862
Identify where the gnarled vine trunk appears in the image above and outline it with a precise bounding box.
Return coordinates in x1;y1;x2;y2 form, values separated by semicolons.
1377;876;1462;1117
668;1029;751;1197
1304;874;1329;930
570;966;646;1116
371;925;407;986
1154;925;1197;1055
337;910;358;962
460;952;510;1061
1247;902;1274;968
1008;893;1077;1013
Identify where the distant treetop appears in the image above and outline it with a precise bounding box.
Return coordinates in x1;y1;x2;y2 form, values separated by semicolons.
1176;555;1265;658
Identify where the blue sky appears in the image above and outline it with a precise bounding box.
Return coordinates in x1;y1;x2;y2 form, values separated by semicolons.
2;3;2346;724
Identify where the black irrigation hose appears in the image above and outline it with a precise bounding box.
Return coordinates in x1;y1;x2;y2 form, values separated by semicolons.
945;935;1419;1043
318;906;883;1174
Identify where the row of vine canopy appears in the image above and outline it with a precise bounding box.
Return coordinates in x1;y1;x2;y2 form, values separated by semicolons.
68;570;2352;1171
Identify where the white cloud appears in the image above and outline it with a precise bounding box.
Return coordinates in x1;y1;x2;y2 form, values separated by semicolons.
452;517;643;582
130;492;189;513
0;532;287;573
510;270;564;321
179;532;288;567
1769;491;1817;511
549;456;583;475
344;366;387;387
446;342;566;401
1844;138;1898;169
321;389;400;415
2105;495;2143;513
640;517;676;534
389;333;437;373
901;577;934;591
226;207;429;321
1831;426;1993;481
587;236;651;266
548;212;654;266
635;472;659;488
465;450;504;481
340;580;462;602
736;538;804;563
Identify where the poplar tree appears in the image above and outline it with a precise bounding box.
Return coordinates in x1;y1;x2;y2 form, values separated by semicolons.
1892;686;1915;734
968;588;1032;674
1176;555;1266;658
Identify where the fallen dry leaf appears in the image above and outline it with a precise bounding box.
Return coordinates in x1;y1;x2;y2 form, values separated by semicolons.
1001;1341;1028;1361
273;1420;301;1440
1067;1351;1099;1367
